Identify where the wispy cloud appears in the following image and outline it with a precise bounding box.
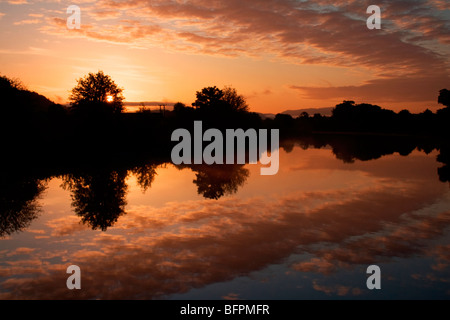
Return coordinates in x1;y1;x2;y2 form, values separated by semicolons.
312;280;362;296
0;46;52;56
28;13;44;18
14;19;41;25
39;0;448;72
8;0;28;4
35;0;449;106
290;73;450;103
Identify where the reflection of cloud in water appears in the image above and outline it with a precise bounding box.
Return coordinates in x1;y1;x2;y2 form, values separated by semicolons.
0;169;449;299
46;216;89;237
312;280;363;297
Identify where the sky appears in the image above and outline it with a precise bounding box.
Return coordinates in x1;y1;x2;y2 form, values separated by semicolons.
0;0;449;113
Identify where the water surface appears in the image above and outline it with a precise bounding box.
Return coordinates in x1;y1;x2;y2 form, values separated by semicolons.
1;138;449;299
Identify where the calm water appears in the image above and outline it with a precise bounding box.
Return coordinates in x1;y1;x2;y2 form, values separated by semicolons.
1;139;450;299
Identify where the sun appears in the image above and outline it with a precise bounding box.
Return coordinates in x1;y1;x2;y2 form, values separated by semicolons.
106;95;113;102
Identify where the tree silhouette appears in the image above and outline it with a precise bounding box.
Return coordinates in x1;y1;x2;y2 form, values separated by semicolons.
0;175;45;237
1;74;59;116
437;145;450;185
191;164;249;200
173;102;187;113
438;89;450;108
192;86;224;110
69;71;124;115
330;100;397;132
0;74;26;91
131;163;159;192
62;169;128;231
329;135;417;163
173;101;196;118
299;112;309;119
222;86;249;113
192;86;248;113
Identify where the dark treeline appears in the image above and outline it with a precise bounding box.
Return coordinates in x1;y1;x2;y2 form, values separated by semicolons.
1;73;449;152
274;91;450;137
1;131;449;236
1;72;450;234
1;71;449;169
0;155;250;234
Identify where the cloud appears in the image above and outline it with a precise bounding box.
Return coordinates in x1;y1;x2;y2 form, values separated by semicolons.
34;0;449;107
0;47;52;56
87;8;122;21
292;258;337;275
8;0;28;4
26;229;46;234
312;280;361;296
223;293;241;300
427;0;450;10
41;16;164;45
290;73;450;103
6;247;35;257
38;0;448;73
298;210;450;273
46;216;89;237
13;19;41;25
430;244;450;271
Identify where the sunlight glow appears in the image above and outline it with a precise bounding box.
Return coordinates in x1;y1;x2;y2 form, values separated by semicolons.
106;95;113;102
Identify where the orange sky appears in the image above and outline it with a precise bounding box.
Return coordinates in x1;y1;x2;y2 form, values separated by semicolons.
0;0;449;113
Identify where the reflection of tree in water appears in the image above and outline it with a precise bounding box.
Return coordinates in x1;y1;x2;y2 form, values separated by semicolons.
280;140;295;153
130;163;159;192
330;136;418;163
0;175;46;237
191;164;249;200
437;145;450;185
62;169;128;231
286;135;431;164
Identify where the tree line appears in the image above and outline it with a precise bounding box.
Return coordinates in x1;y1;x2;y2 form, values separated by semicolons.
2;71;450;235
1;71;449;149
2;132;449;236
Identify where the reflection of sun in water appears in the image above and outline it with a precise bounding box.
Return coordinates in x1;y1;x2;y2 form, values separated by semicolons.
106;95;113;102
